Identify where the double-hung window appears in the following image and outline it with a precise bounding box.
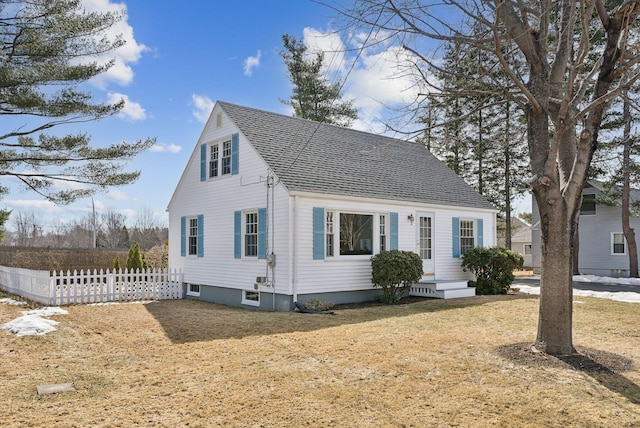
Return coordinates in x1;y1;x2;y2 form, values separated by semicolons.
326;211;334;257
459;219;475;256
221;141;232;175
379;214;387;253
209;145;219;178
612;233;626;255
181;214;204;258
245;212;258;257
188;217;198;256
208;140;232;178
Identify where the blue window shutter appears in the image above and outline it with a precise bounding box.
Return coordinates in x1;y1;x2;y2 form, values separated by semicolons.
231;133;239;175
476;218;483;248
313;207;325;260
390;212;398;250
200;144;207;181
197;214;204;257
258;208;267;259
180;216;186;257
234;211;241;259
452;217;460;258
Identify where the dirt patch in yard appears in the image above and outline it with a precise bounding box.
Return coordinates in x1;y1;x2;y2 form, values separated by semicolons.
0;291;638;427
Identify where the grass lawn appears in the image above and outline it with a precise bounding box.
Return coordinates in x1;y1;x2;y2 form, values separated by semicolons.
0;291;638;427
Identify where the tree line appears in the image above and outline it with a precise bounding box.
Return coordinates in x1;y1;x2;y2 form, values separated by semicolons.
2;207;167;252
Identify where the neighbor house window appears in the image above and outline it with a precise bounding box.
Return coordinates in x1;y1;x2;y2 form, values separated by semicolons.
209;144;219;178
379;215;387;253
245;212;258;257
460;219;475;256
340;213;373;255
580;194;596;215
242;290;260;306
326;211;334;257
188;217;198;256
221;140;232;175
612;233;626;255
186;283;200;297
524;244;532;255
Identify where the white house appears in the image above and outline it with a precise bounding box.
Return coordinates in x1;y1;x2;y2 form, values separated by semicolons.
167;101;497;310
531;180;640;276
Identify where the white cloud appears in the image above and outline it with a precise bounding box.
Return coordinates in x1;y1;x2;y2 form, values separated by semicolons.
106;190;128;201
244;50;262;76
192;94;215;123
303;28;346;76
4;199;59;212
107;92;147;121
82;0;149;89
149;143;182;153
299;27;422;134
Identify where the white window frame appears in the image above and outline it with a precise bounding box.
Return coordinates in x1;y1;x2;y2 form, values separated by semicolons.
186;283;200;297
208;138;232;179
324;210;388;259
221;140;232;176
187;216;198;256
459;219;475;256
326;211;334;257
244;211;258;258
379;214;387;253
209;144;219;178
611;232;626;255
242;290;260;306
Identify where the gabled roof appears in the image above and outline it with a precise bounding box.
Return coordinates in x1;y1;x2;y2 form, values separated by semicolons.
219;101;495;211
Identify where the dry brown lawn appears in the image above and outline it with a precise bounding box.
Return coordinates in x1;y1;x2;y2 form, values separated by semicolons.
0;291;638;427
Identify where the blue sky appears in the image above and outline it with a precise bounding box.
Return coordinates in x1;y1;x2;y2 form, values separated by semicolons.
3;0;530;232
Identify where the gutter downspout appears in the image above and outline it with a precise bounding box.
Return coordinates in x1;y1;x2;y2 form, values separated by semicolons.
292;195;299;306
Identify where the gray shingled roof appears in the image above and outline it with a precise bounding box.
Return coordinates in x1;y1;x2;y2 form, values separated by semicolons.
219;101;495;211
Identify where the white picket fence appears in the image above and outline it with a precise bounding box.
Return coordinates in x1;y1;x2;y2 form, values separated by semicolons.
0;265;183;306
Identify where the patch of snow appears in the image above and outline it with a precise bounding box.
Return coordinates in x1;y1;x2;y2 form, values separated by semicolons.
0;298;27;306
574;274;640;285
1;307;68;337
514;284;640;304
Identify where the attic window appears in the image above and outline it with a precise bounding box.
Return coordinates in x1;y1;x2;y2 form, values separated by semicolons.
580;194;596;216
216;112;222;128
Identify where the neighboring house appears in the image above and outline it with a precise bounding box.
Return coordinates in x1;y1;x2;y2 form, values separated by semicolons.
167;101;497;311
497;216;532;267
531;180;640;276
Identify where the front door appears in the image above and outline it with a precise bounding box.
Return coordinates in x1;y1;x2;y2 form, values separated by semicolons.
417;212;434;276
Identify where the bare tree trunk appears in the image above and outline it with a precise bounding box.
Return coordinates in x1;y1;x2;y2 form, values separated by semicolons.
622;93;639;277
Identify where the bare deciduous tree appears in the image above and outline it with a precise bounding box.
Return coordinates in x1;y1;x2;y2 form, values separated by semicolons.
338;0;640;355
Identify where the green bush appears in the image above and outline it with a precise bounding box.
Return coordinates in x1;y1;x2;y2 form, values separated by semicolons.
371;250;423;303
461;247;524;295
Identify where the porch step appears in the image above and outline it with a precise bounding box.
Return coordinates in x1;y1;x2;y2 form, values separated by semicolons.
409;279;475;299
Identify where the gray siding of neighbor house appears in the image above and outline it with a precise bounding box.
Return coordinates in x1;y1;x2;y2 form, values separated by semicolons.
531;185;640;277
577;191;640;277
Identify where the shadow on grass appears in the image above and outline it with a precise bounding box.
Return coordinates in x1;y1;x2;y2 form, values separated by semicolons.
145;293;536;344
497;343;640;405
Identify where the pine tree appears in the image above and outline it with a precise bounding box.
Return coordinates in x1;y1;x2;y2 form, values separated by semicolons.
280;34;357;127
0;0;154;205
126;243;144;271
